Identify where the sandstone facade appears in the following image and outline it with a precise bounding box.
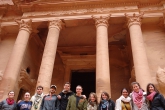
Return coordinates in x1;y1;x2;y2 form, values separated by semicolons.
0;0;165;101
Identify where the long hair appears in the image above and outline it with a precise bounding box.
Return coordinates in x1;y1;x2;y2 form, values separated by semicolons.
146;83;159;95
88;92;98;104
100;91;110;103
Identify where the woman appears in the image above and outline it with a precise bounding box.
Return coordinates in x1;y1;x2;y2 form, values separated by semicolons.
98;91;115;110
130;82;149;110
66;85;88;110
146;83;165;110
0;91;17;110
17;92;32;110
87;92;98;110
115;88;132;110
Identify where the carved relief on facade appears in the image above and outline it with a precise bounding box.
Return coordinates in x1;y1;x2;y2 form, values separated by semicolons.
15;19;32;34
125;13;143;28
156;67;165;95
92;15;110;28
18;69;36;93
49;20;62;30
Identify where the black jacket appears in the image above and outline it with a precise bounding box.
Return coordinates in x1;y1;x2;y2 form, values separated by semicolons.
149;93;165;110
98;99;115;110
58;90;74;110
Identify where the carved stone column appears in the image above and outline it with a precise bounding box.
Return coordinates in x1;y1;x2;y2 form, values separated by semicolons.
0;19;32;100
93;15;111;99
37;20;62;94
126;13;152;90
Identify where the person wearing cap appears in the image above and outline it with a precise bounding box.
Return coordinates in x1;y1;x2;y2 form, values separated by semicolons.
57;82;74;110
40;85;60;110
30;86;44;110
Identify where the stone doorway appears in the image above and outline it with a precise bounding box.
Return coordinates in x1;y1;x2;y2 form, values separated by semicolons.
71;71;96;99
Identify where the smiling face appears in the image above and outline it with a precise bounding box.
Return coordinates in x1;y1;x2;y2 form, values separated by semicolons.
24;92;30;101
76;86;82;95
36;87;43;95
8;91;14;99
89;94;96;102
122;89;129;98
101;93;108;100
132;84;140;93
64;84;70;91
148;84;155;93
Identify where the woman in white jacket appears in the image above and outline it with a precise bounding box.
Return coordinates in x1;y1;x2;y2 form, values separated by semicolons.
115;88;132;110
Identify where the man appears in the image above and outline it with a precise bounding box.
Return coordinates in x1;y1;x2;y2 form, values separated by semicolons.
17;92;32;110
40;85;60;110
31;86;44;110
57;82;74;110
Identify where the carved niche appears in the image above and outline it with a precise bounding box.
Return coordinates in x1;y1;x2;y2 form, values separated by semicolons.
18;69;36;93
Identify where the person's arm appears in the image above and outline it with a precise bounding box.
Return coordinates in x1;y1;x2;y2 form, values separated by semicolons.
40;96;45;110
112;100;115;110
0;100;4;109
55;96;60;110
17;101;21;110
83;99;88;110
159;94;165;109
115;99;120;110
66;96;71;110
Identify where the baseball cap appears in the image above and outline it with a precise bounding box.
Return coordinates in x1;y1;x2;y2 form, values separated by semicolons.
50;85;57;90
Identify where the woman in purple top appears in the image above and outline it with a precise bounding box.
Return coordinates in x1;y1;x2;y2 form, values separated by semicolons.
17;92;32;110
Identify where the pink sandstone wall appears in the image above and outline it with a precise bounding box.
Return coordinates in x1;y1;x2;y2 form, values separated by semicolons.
143;24;165;95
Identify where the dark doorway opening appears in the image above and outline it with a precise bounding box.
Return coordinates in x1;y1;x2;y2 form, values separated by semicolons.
71;71;96;99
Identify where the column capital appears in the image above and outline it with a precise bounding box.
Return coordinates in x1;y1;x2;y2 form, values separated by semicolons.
49;20;62;31
92;15;110;28
125;13;143;28
16;19;32;34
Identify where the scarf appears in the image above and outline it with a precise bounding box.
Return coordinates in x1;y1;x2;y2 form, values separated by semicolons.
101;100;108;109
147;91;156;101
132;89;143;109
120;95;131;102
33;93;43;109
6;98;15;105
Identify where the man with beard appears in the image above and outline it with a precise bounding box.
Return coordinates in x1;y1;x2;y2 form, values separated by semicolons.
40;85;60;110
31;86;44;110
57;82;74;110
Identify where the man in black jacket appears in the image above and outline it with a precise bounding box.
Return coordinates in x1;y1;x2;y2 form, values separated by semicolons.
57;82;74;110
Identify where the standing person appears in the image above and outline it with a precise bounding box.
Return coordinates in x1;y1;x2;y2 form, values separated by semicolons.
87;92;98;110
115;88;132;110
146;83;165;110
31;86;44;110
130;82;149;110
40;85;60;110
57;82;74;110
0;91;17;110
66;85;87;110
98;91;115;110
17;92;32;110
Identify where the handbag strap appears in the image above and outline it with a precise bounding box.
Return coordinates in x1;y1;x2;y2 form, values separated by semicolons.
121;100;128;110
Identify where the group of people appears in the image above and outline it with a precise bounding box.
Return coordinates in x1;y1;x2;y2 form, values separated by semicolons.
0;82;165;110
